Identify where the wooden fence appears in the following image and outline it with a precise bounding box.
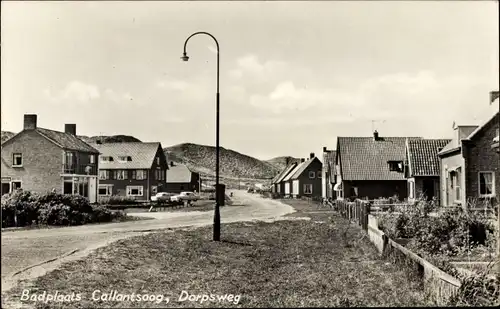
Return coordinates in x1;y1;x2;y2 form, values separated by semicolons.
336;200;462;305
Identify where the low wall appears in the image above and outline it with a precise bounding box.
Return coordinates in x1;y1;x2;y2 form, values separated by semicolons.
365;214;461;305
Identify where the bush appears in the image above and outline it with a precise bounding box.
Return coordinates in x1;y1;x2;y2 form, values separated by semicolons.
1;190;125;228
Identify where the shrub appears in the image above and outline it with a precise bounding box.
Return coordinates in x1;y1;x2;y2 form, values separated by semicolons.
1;190;126;228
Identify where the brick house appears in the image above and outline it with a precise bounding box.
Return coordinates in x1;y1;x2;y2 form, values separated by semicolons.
322;147;337;201
166;161;201;193
438;112;500;207
91;142;169;201
335;131;422;200
404;138;451;203
288;153;323;198
1;114;100;202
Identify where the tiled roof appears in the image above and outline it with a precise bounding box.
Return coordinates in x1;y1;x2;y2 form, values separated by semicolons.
166;164;192;183
407;139;451;177
338;136;422;181
90;142;162;169
290;157;321;180
276;163;298;183
36;128;99;153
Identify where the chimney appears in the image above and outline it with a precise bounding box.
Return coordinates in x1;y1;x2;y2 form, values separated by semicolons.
310;152;314;159
96;140;102;145
23;114;37;130
323;146;327;152
64;124;76;135
301;158;305;163
373;130;379;141
285;157;290;165
170;161;174;167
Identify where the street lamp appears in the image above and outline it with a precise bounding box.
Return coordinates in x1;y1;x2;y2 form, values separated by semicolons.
181;32;221;241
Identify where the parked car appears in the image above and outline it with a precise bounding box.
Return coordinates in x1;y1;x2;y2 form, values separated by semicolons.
171;191;200;202
151;192;176;203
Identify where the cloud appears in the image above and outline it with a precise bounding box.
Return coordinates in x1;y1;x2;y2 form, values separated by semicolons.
44;81;100;103
44;81;137;105
229;54;287;80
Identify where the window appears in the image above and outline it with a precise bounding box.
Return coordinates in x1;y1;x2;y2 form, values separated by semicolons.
309;171;315;179
11;181;22;191
136;170;146;180
304;184;313;194
89;154;95;164
118;156;132;162
155;169;165;180
12;153;23;167
127;186;143;196
114;170;128;180
99;170;109;180
317;171;322;178
451;169;461;201
156;157;160;165
388;161;404;172
479;172;495;197
98;185;112;196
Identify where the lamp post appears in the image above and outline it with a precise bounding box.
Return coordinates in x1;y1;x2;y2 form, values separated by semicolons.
181;32;221;241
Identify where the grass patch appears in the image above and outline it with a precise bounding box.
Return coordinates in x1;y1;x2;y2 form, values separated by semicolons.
3;214;432;308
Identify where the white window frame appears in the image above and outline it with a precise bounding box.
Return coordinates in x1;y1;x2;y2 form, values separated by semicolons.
408;181;415;199
10;180;22;191
115;170;127;180
451;169;461;202
118;156;128;163
478;171;495;198
127;186;144;197
136;170;146;180
309;171;315;179
304;184;313;195
98;184;113;196
100;156;109;163
99;170;109;180
12;153;23;167
89;154;95;164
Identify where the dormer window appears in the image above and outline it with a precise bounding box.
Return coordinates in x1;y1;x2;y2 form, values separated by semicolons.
388;161;404;172
100;156;114;163
118;156;132;162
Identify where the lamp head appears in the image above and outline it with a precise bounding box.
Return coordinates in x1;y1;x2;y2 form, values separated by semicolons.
181;53;189;62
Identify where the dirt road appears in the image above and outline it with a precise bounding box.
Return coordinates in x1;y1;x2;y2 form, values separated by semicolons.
1;191;295;293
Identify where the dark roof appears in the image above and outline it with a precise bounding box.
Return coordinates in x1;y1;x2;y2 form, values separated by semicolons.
290;157;321;180
90;142;162;169
465;111;499;141
36;128;99;153
276;162;298;183
407;139;451;177
166;164;192;183
338;136;422;181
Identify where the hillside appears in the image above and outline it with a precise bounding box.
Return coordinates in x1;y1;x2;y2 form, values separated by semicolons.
78;135;141;144
1;131;15;144
265;156;301;171
164;143;280;180
1;131;140;144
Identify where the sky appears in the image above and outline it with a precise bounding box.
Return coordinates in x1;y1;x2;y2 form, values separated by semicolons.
1;1;499;161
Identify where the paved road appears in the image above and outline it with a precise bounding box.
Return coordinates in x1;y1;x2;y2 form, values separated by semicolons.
1;191;295;293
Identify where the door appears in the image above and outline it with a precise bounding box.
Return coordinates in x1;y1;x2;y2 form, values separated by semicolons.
1;183;10;195
88;177;97;203
422;179;435;201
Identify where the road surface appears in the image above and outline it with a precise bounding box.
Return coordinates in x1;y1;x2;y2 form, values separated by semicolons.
1;191;295;293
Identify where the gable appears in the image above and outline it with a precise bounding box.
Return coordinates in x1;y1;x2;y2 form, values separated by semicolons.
465;112;499;142
290;157;322;180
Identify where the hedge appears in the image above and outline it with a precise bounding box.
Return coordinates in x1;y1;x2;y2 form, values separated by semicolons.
1;190;125;228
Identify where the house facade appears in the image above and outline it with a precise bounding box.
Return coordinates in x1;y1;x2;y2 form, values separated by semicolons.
1;114;100;203
289;153;323;198
166;162;201;193
322;147;337;201
438;112;500;207
335;131;422;201
405;138;451;203
281;159;304;198
92;142;169;201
